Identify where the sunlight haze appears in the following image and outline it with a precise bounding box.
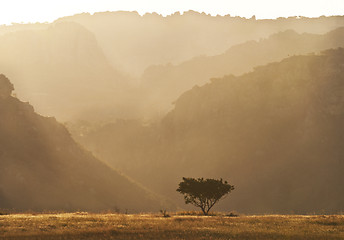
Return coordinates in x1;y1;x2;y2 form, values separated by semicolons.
1;0;344;235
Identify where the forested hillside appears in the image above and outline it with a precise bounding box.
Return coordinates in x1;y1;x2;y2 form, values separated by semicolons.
73;49;344;214
0;74;169;212
139;27;344;118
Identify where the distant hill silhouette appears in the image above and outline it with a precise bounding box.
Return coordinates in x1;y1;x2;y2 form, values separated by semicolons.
139;27;344;119
0;74;169;212
2;13;344;122
72;49;344;214
57;12;344;76
0;22;135;121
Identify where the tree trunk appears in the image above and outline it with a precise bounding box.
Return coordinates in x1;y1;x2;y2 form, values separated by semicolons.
201;207;207;215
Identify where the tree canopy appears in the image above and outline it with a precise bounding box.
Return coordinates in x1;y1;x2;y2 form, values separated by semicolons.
177;177;234;215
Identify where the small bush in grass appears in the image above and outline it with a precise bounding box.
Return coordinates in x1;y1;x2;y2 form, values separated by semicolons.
160;209;170;218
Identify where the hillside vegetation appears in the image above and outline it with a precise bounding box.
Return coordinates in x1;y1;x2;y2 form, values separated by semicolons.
72;48;344;214
139;27;344;118
0;74;169;212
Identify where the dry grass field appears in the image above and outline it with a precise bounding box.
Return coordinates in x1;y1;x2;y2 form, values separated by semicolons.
0;212;343;240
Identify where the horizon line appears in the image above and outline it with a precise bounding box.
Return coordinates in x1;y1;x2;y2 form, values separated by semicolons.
1;10;343;27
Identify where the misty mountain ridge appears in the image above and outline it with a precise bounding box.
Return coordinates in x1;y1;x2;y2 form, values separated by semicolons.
138;27;344;119
56;11;344;76
0;74;170;212
0;21;137;121
72;48;344;214
2;13;344;122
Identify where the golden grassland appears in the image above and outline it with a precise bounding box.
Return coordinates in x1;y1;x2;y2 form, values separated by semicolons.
0;212;343;240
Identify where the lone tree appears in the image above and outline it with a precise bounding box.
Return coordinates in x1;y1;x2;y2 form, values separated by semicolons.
177;177;234;215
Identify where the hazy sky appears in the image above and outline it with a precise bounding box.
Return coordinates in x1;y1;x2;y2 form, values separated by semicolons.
0;0;343;25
